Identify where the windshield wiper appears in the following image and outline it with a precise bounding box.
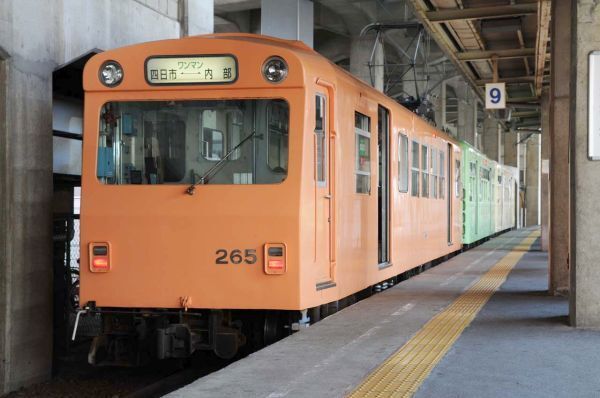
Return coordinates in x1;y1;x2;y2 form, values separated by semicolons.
186;130;259;195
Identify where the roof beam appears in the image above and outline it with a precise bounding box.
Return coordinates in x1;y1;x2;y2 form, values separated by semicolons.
476;76;535;85
426;4;538;23
507;96;539;104
534;0;552;96
457;48;535;61
512;111;540;118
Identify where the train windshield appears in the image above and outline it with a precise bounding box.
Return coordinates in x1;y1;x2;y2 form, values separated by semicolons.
97;99;289;185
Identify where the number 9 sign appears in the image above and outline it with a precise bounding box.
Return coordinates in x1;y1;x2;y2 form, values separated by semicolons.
485;83;506;109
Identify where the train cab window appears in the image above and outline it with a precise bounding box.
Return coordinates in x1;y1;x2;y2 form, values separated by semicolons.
355;112;371;194
315;95;327;185
398;133;408;192
421;145;429;198
431;148;438;199
97;99;289;185
227;110;243;160
411;141;420;197
440;151;445;199
201;110;225;161
267;101;289;173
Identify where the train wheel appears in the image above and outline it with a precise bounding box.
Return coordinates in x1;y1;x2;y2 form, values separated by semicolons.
308;307;321;324
263;311;280;346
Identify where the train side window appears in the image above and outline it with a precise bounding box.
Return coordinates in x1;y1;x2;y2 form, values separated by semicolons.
315;95;327;185
411;140;420;197
440;151;445;199
455;159;461;198
355;112;371;194
421;145;429;198
431;148;438;199
398;133;408;192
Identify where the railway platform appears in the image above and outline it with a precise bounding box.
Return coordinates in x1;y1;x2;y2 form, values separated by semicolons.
168;227;600;398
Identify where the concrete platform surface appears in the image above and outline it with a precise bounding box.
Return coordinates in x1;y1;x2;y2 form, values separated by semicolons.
168;229;600;398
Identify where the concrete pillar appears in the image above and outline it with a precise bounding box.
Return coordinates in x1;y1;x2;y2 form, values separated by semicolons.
0;0;212;393
0;51;9;394
350;34;384;92
503;132;518;168
482;117;500;161
518;133;526;227
570;0;600;327
183;0;214;36
550;0;571;296
541;87;550;251
0;43;55;395
525;134;540;226
261;0;314;48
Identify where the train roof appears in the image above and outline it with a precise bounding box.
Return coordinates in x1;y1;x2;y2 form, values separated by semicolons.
84;33;460;146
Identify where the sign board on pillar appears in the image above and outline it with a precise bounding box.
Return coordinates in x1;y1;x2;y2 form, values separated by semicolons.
589;52;600;160
485;83;506;109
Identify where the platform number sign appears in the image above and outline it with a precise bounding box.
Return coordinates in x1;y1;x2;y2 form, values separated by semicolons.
485;83;506;110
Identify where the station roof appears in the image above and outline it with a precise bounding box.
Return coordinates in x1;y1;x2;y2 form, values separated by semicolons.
409;0;550;125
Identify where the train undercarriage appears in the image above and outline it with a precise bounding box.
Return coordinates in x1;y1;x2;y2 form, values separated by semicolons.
82;266;446;366
85;304;309;366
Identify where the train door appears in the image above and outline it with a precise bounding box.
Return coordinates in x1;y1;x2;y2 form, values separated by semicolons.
315;94;333;283
378;106;390;266
447;143;452;244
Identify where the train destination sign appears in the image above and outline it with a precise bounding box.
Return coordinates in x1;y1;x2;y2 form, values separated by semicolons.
145;55;237;85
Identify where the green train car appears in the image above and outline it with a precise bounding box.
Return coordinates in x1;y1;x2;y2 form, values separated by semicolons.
459;141;518;245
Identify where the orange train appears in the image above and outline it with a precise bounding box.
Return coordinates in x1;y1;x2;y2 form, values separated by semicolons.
80;33;465;364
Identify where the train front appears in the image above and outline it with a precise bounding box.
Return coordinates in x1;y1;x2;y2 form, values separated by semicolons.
79;34;307;364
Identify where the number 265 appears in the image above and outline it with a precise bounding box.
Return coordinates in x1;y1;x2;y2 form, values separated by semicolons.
215;249;257;264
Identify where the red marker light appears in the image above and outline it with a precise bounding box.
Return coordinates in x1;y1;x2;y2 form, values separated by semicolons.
268;259;284;269
92;257;109;269
89;243;111;272
264;243;286;275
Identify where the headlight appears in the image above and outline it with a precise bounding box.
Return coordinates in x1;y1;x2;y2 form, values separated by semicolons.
262;56;288;83
99;61;123;87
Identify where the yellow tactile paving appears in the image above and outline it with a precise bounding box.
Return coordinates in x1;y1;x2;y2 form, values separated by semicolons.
348;230;540;398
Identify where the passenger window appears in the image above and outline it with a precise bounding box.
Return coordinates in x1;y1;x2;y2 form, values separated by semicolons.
440;151;445;199
315;95;327;185
431;148;438;199
455;159;461;198
411;141;420;197
267;101;289;173
398;133;408;192
355;112;371;194
421;145;429;198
